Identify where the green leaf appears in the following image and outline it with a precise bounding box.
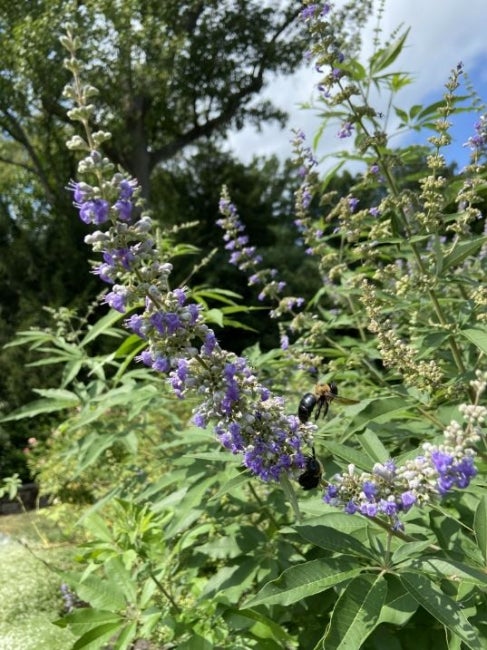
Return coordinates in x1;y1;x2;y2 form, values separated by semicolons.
377;577;418;626
80;309;125;346
441;237;487;273
323;440;375;472
460;328;487;355
104;556;138;604
400;572;483;650
404;557;487;588
323;575;388;650
209;470;251;501
204;308;224;327
391;540;433;565
279;472;301;522
80;512;113;542
345;397;411;435
297;523;377;560
0;389;80;421
111;621;137;650
54;608;120;636
474;495;487;564
358;429;389;463
77;574;127;611
245;557;362;607
370;30;409;74
72;621;123;650
228;607;295;644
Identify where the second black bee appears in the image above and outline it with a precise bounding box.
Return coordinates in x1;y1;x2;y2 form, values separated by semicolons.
298;447;323;490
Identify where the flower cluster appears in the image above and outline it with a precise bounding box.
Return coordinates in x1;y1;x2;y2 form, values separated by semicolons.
324;373;485;529
217;185;307;313
68;149;315;485
60;583;87;613
464;114;487;157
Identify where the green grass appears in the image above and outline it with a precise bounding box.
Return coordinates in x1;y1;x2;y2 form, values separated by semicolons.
0;511;77;650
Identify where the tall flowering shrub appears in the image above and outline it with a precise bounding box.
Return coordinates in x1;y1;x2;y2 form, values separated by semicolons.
7;3;487;649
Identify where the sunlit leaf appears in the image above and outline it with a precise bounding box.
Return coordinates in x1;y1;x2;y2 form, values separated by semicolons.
401;572;483;650
323;574;387;650
245;557;362;607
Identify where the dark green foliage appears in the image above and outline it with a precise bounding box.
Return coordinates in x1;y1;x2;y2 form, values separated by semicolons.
0;1;310;478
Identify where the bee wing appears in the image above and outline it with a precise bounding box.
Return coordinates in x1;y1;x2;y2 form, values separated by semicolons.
334;396;360;405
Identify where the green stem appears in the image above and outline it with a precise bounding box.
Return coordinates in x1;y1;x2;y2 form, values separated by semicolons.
340;85;468;382
148;569;181;614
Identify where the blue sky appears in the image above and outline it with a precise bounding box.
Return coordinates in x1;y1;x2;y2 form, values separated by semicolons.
227;0;487;170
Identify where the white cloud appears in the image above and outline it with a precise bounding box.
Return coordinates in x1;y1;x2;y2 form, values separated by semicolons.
226;0;487;164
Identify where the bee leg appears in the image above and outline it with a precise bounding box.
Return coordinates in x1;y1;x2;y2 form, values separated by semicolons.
314;399;323;421
322;400;329;418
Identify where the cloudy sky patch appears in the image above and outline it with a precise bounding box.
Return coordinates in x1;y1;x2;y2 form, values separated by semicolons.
226;0;487;167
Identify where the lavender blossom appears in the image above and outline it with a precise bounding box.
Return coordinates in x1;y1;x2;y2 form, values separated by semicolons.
463;114;487;158
217;186;305;315
323;374;486;529
69;162;315;484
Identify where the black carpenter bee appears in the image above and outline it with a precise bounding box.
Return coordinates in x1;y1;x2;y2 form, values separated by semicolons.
298;382;357;423
298;447;323;490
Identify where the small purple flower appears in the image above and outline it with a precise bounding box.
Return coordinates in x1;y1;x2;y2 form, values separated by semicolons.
137;349;153;366
360;502;378;517
344;500;358;514
348;197;359;213
104;286;127;312
125;314;145;337
202;331;217;356
114;199;133;222
431;450;453;474
93;262;115;284
79;199;110;225
362;481;376;498
193;411;206;428
69;181;91;203
300;4;320;20
173;288;187;306
400;491;416;510
379;499;398;516
337;122;353;139
119;179;135;199
153;355;171;373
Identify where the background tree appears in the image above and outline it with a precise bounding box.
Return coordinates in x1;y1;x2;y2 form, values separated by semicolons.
0;0;375;478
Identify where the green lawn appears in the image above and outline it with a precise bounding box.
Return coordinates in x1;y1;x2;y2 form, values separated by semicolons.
0;511;77;650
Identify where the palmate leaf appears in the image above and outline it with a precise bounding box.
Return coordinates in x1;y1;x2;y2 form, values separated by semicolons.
322;574;387;650
245;557;362;608
400;572;484;650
